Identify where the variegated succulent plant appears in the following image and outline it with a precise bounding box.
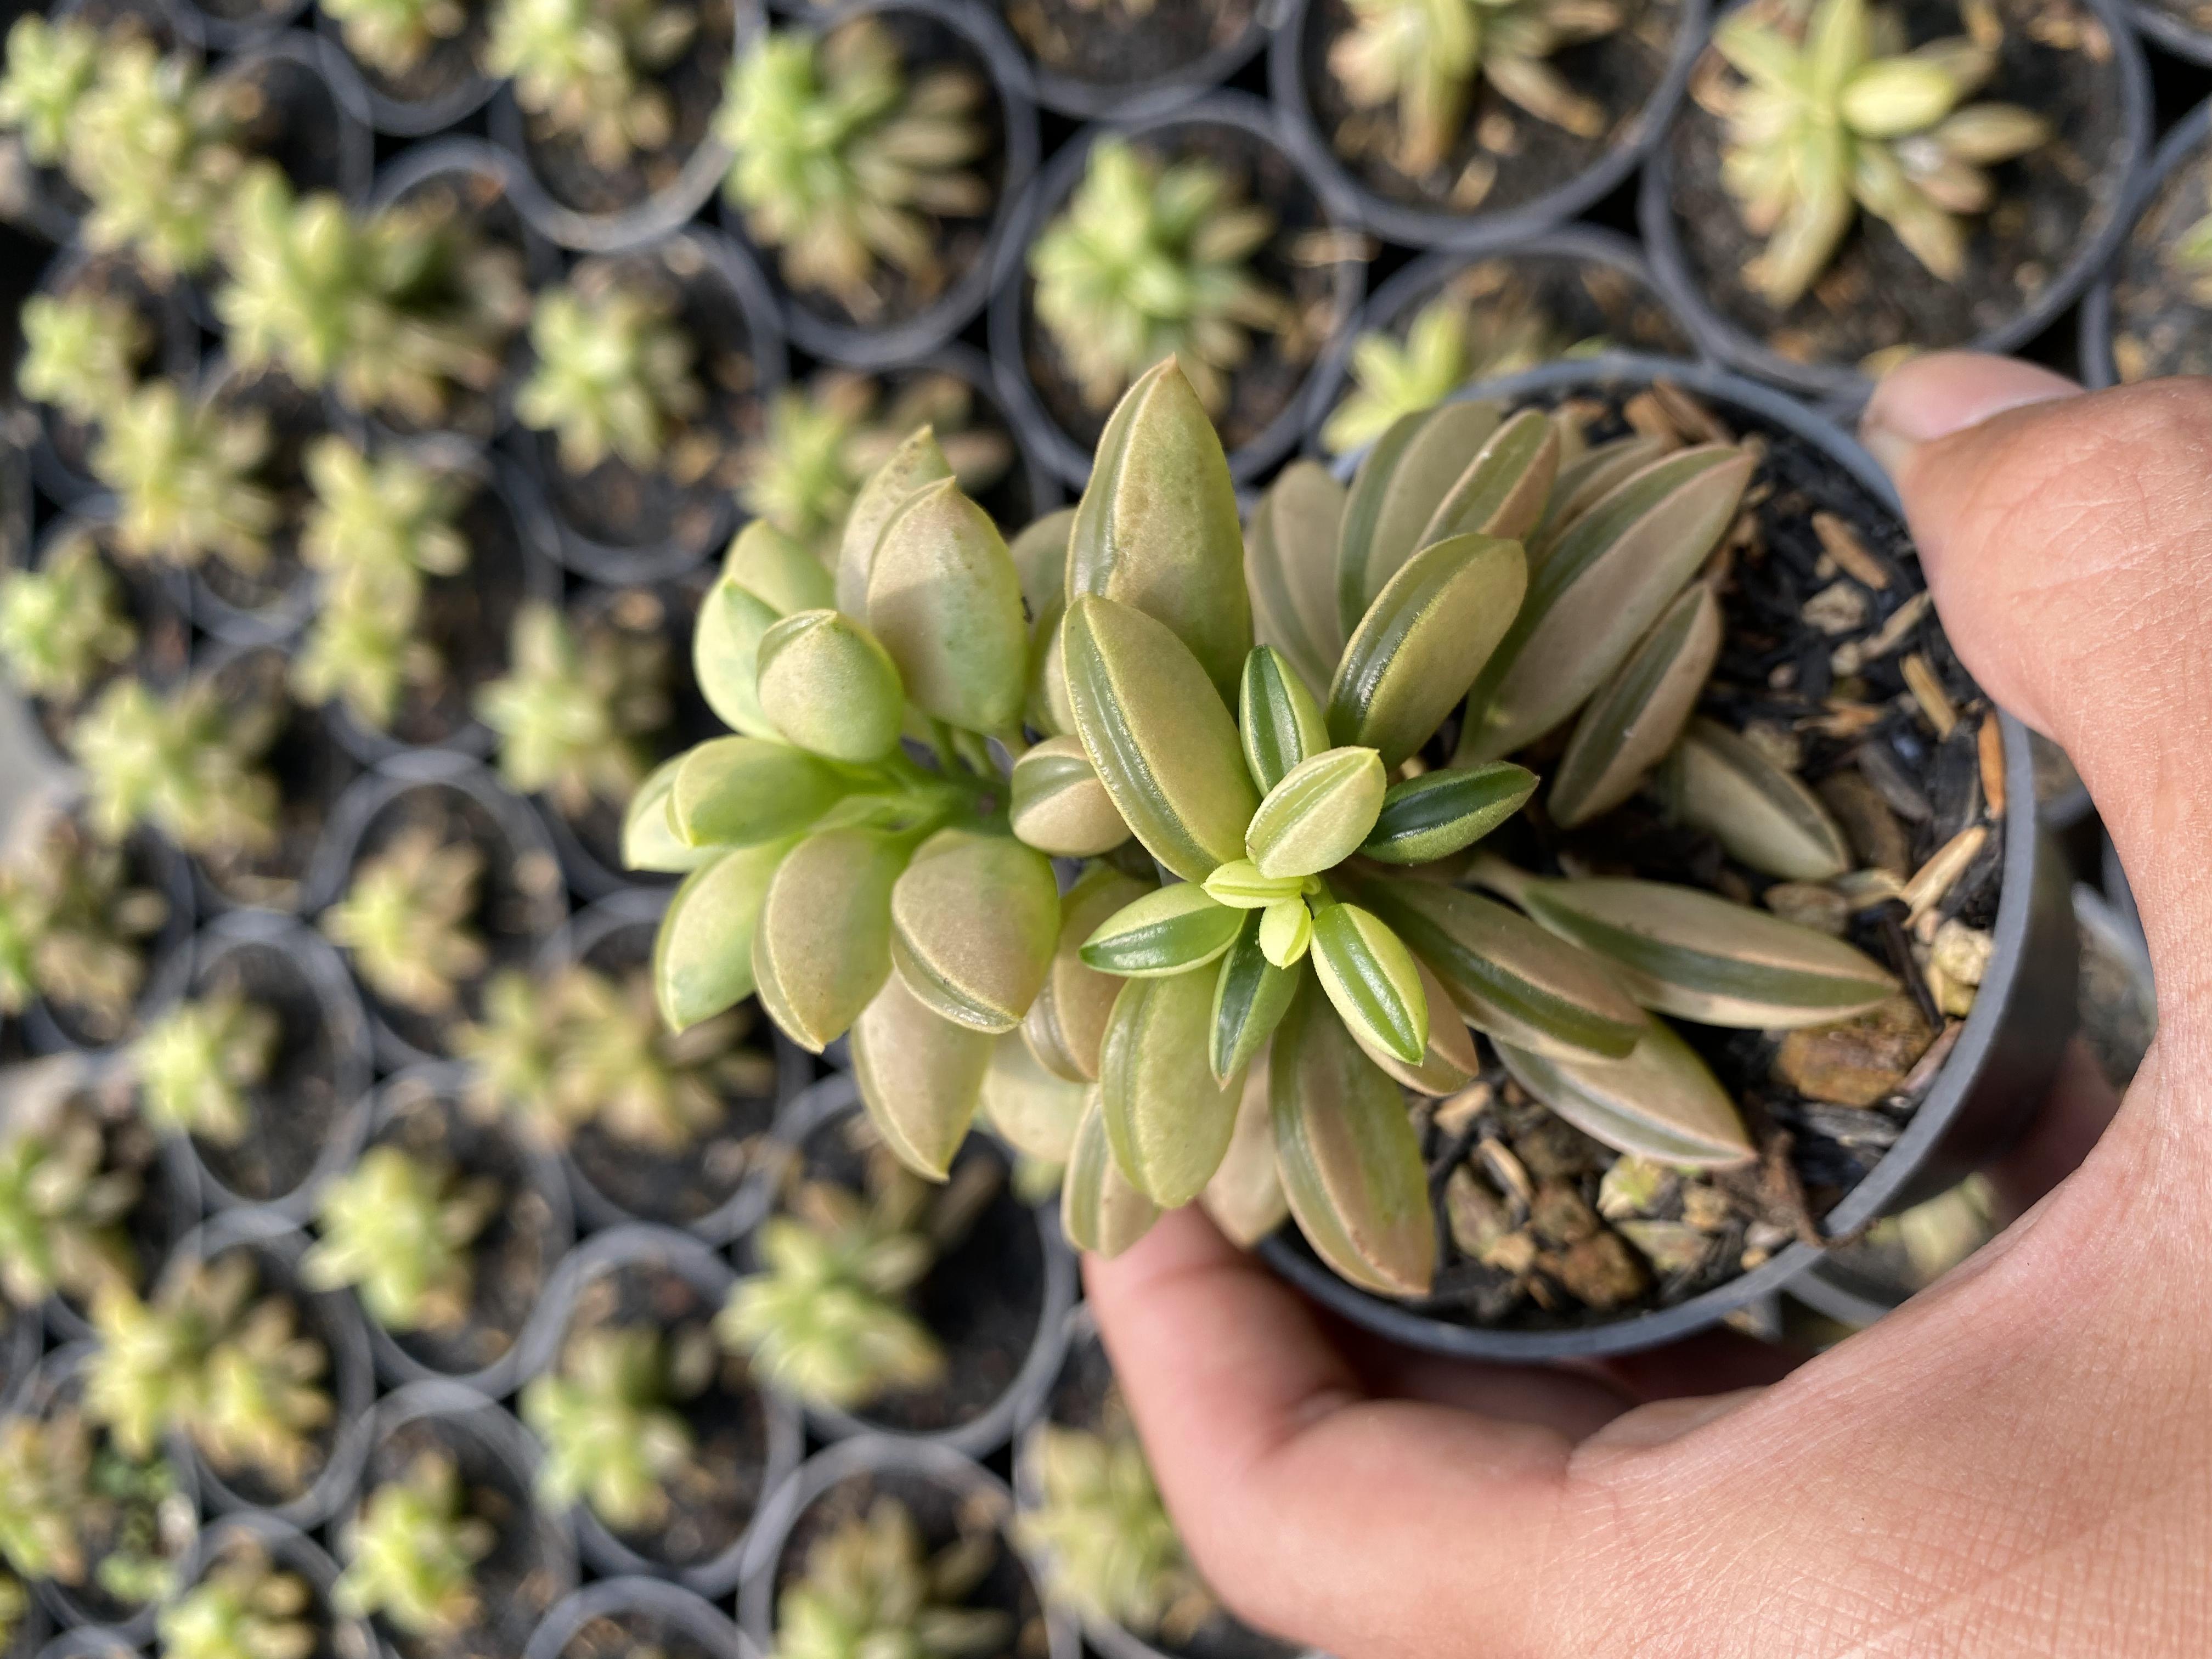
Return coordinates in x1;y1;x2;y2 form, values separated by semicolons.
0;1410;91;1584
0;1102;136;1310
0;812;168;1030
1028;138;1289;416
718;19;990;320
334;1451;495;1637
319;828;490;1017
769;1497;1011;1659
1331;0;1628;174
18;291;146;426
133;991;281;1146
486;0;696;170
1017;1422;1211;1643
477;602;672;819
0;533;138;707
1713;0;2051;306
91;380;278;576
0;15;99;166
302;1146;499;1332
69;674;280;859
519;1325;693;1531
514;273;703;475
320;0;469;78
156;1543;317;1659
1321;283;1568;456
63;41;242;278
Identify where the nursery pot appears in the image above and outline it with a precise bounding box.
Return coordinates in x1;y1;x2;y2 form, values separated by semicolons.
207;31;376;205
175;0;311;55
988;90;1367;492
176;1513;375;1659
524;1223;806;1598
989;0;1268;121
2080;94;2212;391
1253;352;2080;1362
736;1436;1076;1659
1269;0;1708;252
316;2;497;136
355;1064;577;1399
743;1071;1076;1460
2118;0;2212;64
521;1577;747;1659
1639;0;2150;404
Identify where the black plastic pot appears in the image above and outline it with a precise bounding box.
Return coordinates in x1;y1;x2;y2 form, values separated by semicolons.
302;749;570;1071
356;1064;577;1399
316;6;496;137
0;411;32;574
522;1578;747;1659
988;91;1367;490
338;1381;580;1659
744;1071;1077;1459
2080;94;2212;391
0;1593;46;1659
1299;227;1701;459
736;1437;1076;1659
208;31;376;204
1271;0;1707;251
723;0;1040;369
176;1513;374;1659
163;1209;377;1531
174;0;310;53
30;1629;128;1659
980;0;1268;122
2119;0;2212;63
537;888;812;1243
524;1223;806;1597
1254;352;2080;1362
1640;0;2150;403
0;1294;43;1413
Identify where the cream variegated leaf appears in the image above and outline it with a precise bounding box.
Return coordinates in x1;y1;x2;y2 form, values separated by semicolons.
653;839;796;1031
1246;461;1347;696
1209;912;1299;1082
1238;645;1330;794
1309;902;1428;1065
1419;407;1559;548
980;1032;1088;1167
669;736;846;847
1009;737;1130;857
755;610;907;764
1062;1090;1160;1257
1201;1060;1288;1249
889;832;1061;1033
1245;746;1387;879
1497;1018;1757;1169
1336;400;1504;634
1658;717;1852;880
1098;970;1244;1209
1079;884;1243;978
750;828;906;1052
1351;956;1477;1096
623;757;716;873
851;967;996;1180
1359;763;1537;865
837;424;952;618
1024;866;1155;1082
1550;583;1723;829
865;478;1029;735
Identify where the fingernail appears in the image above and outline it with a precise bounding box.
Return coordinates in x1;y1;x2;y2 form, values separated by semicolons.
1860;354;2080;476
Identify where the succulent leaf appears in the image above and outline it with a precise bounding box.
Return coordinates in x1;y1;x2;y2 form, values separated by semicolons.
652;840;793;1031
1022;867;1154;1084
1237;646;1332;795
1010;737;1131;858
1335;399;1503;631
1549;583;1723;828
1245;462;1348;697
1358;763;1538;865
1308;902;1427;1065
979;1034;1088;1168
1209;913;1298;1082
1098;969;1244;1208
1200;1064;1288;1248
1061;1093;1160;1259
837;425;954;619
755;610;907;764
670;736;848;848
864;479;1029;735
751;828;907;1053
1201;860;1306;910
850;969;995;1179
1245;747;1388;879
622;758;719;874
1497;1018;1756;1168
1657;717;1852;880
1420;407;1561;548
1350;955;1477;1094
888;833;1060;1034
1079;885;1243;979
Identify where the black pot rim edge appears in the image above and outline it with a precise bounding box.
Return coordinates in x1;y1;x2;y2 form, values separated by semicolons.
2079;92;2212;392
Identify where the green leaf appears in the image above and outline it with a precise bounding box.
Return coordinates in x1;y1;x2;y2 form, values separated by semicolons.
1246;461;1346;697
1007;506;1075;622
1269;974;1436;1296
1355;876;1643;1059
1023;866;1155;1083
1062;1090;1160;1258
980;1032;1088;1167
1210;913;1298;1081
1309;902;1427;1064
755;610;906;764
1529;433;1673;554
1079;885;1243;978
1497;1018;1756;1169
1359;763;1537;865
669;736;846;847
889;832;1061;1033
1351;956;1477;1095
693;575;781;738
749;828;906;1052
1244;746;1387;879
1419;407;1559;548
1202;859;1305;910
1658;718;1852;880
1260;897;1313;968
1549;583;1722;829
652;839;794;1030
1459;445;1754;762
1068;359;1252;701
1329;532;1528;767
851;968;995;1179
1027;602;1073;738
1009;737;1130;857
726;516;835;613
1098;969;1244;1207
837;425;951;618
1061;595;1259;882
622;757;716;873
1238;646;1329;794
1337;400;1504;635
1201;1064;1288;1248
865;478;1028;734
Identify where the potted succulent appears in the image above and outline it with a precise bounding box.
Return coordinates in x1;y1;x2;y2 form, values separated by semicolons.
989;96;1365;486
0;15;109;242
2117;0;2212;64
510;235;783;584
2081;97;2212;388
487;0;740;250
156;1514;370;1659
332;1383;578;1659
1641;0;2149;399
520;1226;802;1594
1270;0;1708;250
317;0;496;133
726;1075;1075;1456
736;1437;1068;1659
132;911;374;1217
169;0;312;55
520;1579;744;1659
1000;0;1269;121
715;0;1038;366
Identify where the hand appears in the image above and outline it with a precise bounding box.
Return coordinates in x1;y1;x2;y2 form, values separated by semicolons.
1085;354;2212;1659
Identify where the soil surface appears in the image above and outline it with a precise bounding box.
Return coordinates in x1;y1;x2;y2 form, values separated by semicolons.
51;1077;180;1329
342;15;486;117
1001;0;1257;87
35;823;187;1050
33;1359;193;1630
221;47;356;200
25;528;191;758
195;366;325;627
198;644;360;912
2104;125;2212;381
37;250;189;484
189;1238;353;1510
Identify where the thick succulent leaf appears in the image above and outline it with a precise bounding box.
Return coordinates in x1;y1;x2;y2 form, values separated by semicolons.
1308;903;1427;1064
727;517;836;613
866;479;1029;734
1245;747;1387;879
749;828;906;1052
1010;737;1130;857
1531;433;1674;552
1508;873;1897;1028
837;425;952;617
1079;884;1243;978
1260;897;1313;968
1203;859;1306;910
1239;646;1330;794
1356;876;1643;1058
1269;974;1436;1296
1497;1019;1756;1169
1550;584;1722;828
1201;1062;1288;1248
1337;400;1504;635
1062;1091;1160;1257
1098;970;1244;1208
1027;603;1072;737
653;839;793;1031
693;575;782;737
980;1033;1088;1166
1352;957;1477;1094
669;736;846;847
1458;445;1754;763
1359;763;1538;865
1420;408;1560;548
756;610;906;764
889;832;1060;1032
1067;360;1252;699
1659;718;1852;880
1329;532;1528;767
1210;914;1298;1082
1246;462;1347;695
1007;506;1076;621
623;757;717;873
1023;867;1155;1082
1060;596;1258;881
851;968;995;1179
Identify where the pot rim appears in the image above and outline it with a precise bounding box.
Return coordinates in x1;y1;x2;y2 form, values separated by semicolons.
2079;91;2212;391
983;0;1269;121
522;1576;749;1659
314;5;497;136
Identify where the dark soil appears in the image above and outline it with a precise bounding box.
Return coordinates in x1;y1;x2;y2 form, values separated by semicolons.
191;1238;349;1509
547;1609;724;1659
365;1079;566;1380
1663;0;2129;375
37;251;189;483
198;0;296;28
198;644;358;912
32;1363;190;1630
1001;0;1257;86
26;527;191;755
36;826;186;1050
190;1530;348;1659
2104;125;2212;381
219;46;356;200
1302;0;1688;218
343;18;486;118
52;1079;179;1330
195;366;325;625
1021;119;1356;456
1383;250;1690;365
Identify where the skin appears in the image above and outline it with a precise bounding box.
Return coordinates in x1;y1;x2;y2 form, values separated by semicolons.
1085;353;2212;1658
